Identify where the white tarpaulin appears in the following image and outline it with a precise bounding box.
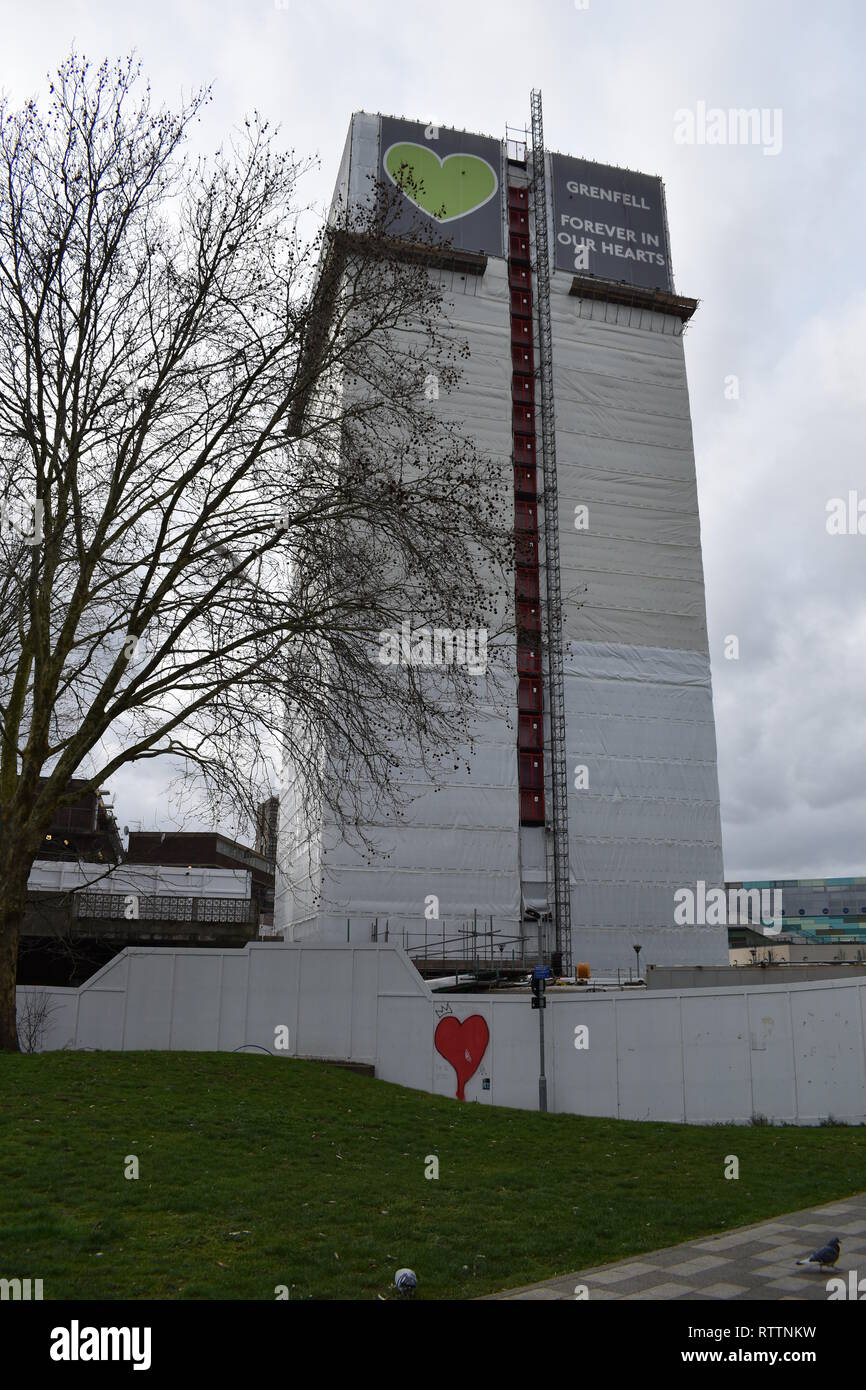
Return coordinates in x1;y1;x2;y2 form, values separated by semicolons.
277;116;727;972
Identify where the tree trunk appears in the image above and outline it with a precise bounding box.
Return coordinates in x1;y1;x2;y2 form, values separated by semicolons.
0;856;29;1052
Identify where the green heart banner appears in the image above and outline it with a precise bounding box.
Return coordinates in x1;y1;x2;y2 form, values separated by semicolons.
379;116;503;257
384;142;498;222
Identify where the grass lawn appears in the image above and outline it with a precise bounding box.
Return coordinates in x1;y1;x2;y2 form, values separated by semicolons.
1;1051;865;1300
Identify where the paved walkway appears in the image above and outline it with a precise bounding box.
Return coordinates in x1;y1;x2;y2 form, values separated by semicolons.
489;1193;866;1300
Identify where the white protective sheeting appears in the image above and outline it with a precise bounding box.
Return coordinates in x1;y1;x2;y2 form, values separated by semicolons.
346;111;378;211
27;860;251;899
551;270;709;656
549;266;725;964
277;122;521;944
554;430;701;484
275;742;323;934
315;702;523;932
565;640;724;938
563;602;708;651
276;118;726;974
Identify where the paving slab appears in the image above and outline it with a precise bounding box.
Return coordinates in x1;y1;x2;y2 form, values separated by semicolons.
486;1192;866;1300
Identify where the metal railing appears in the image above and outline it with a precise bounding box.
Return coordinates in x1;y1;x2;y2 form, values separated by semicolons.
362;915;531;970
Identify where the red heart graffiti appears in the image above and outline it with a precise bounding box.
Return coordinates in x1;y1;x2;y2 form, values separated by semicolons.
434;1014;490;1101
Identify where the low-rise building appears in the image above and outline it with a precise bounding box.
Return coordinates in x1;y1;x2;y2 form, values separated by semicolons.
726;877;866;946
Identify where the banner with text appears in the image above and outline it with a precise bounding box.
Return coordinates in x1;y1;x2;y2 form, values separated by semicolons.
550;154;673;292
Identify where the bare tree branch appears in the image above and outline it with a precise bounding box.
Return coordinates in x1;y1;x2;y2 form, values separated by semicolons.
0;52;512;1049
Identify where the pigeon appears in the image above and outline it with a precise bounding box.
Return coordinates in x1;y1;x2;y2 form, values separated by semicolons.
796;1237;841;1269
394;1268;417;1296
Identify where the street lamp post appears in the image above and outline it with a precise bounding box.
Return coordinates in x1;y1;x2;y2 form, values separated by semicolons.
532;964;551;1112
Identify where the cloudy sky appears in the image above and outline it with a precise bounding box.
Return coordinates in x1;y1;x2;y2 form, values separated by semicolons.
2;0;864;879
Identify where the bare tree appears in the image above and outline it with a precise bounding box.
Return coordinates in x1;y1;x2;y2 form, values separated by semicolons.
16;989;61;1053
0;54;512;1050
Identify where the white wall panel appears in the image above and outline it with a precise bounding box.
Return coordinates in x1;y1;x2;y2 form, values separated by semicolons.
549;994;620;1117
790;985;866;1122
77;988;124;1050
615;994;686;1121
123;954;174;1049
218;953;250;1051
171;954;222;1050
22;946;866;1125
747;990;798;1121
681;994;752;1122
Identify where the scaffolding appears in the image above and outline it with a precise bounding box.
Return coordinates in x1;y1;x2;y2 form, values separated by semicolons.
530;89;572;975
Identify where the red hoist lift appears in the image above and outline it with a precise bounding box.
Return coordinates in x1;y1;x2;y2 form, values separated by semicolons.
507;182;544;827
